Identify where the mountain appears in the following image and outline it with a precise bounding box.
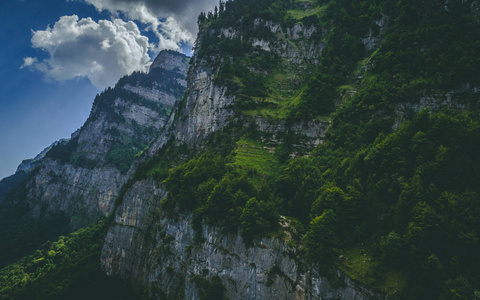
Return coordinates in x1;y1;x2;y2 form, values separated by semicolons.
4;50;188;224
0;139;68;202
0;50;189;268
2;0;480;299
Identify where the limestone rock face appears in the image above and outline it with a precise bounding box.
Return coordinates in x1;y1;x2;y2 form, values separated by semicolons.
101;179;382;300
26;159;125;219
149;50;190;74
174;64;235;145
252;18;324;65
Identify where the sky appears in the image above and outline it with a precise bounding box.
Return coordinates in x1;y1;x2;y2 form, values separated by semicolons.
0;0;217;179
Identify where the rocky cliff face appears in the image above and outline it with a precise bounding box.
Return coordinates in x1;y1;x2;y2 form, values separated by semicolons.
101;180;381;300
157;15;331;149
100;9;385;300
2;50;189;225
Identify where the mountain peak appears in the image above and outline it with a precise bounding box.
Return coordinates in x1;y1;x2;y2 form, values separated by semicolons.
149;50;189;73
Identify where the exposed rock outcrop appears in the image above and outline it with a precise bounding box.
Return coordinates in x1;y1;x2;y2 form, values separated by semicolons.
150;50;190;74
102;179;382;299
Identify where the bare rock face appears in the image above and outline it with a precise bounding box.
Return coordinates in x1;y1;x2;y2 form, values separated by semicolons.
101;179;382;300
174;64;235;145
252;18;325;65
150;50;190;74
3;50;189;226
26;160;125;219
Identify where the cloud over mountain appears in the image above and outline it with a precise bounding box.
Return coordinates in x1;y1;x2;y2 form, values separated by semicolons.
25;15;151;89
83;0;217;48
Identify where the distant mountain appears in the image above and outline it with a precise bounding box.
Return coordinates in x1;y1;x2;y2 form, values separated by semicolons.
2;50;189;225
0;49;189;268
0;139;68;202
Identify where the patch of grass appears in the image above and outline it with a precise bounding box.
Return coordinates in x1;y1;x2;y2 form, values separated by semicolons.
288;5;328;20
231;138;280;184
339;247;378;286
382;270;407;297
294;0;317;3
243;64;311;119
338;247;406;297
336;85;357;102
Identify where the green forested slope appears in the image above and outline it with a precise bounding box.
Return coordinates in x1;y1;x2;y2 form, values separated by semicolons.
2;0;480;299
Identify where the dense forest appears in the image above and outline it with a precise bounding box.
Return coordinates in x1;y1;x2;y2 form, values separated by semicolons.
1;0;480;299
0;219;141;299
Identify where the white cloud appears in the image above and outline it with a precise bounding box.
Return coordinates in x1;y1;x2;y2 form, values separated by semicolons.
20;57;37;69
26;15;151;89
83;0;217;49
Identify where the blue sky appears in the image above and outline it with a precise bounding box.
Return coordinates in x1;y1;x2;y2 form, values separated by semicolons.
0;0;216;179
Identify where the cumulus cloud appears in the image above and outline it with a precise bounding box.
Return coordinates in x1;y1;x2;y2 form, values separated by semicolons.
25;15;151;88
83;0;217;49
20;57;37;69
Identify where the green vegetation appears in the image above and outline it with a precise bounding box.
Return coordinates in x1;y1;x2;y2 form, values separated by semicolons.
0;204;70;270
3;0;480;298
196;0;392;120
163;0;480;298
293;111;480;298
0;219;141;300
242;65;311;119
159;126;281;242
232;137;279;184
338;247;407;295
303;209;338;269
287;4;327;20
191;274;224;300
0;176;71;270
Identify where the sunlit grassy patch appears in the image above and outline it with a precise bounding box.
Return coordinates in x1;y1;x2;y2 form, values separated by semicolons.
243;64;310;119
232;138;279;184
338;247;406;297
288;5;327;20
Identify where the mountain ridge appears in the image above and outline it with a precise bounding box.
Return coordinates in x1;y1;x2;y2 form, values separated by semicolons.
0;49;189;268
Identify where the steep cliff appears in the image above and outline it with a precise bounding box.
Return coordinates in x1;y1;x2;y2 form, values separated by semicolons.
172;11;331;147
102;180;380;300
100;1;480;299
100;1;390;299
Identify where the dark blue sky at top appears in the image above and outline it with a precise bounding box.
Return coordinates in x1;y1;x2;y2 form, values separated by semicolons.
0;0;193;179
